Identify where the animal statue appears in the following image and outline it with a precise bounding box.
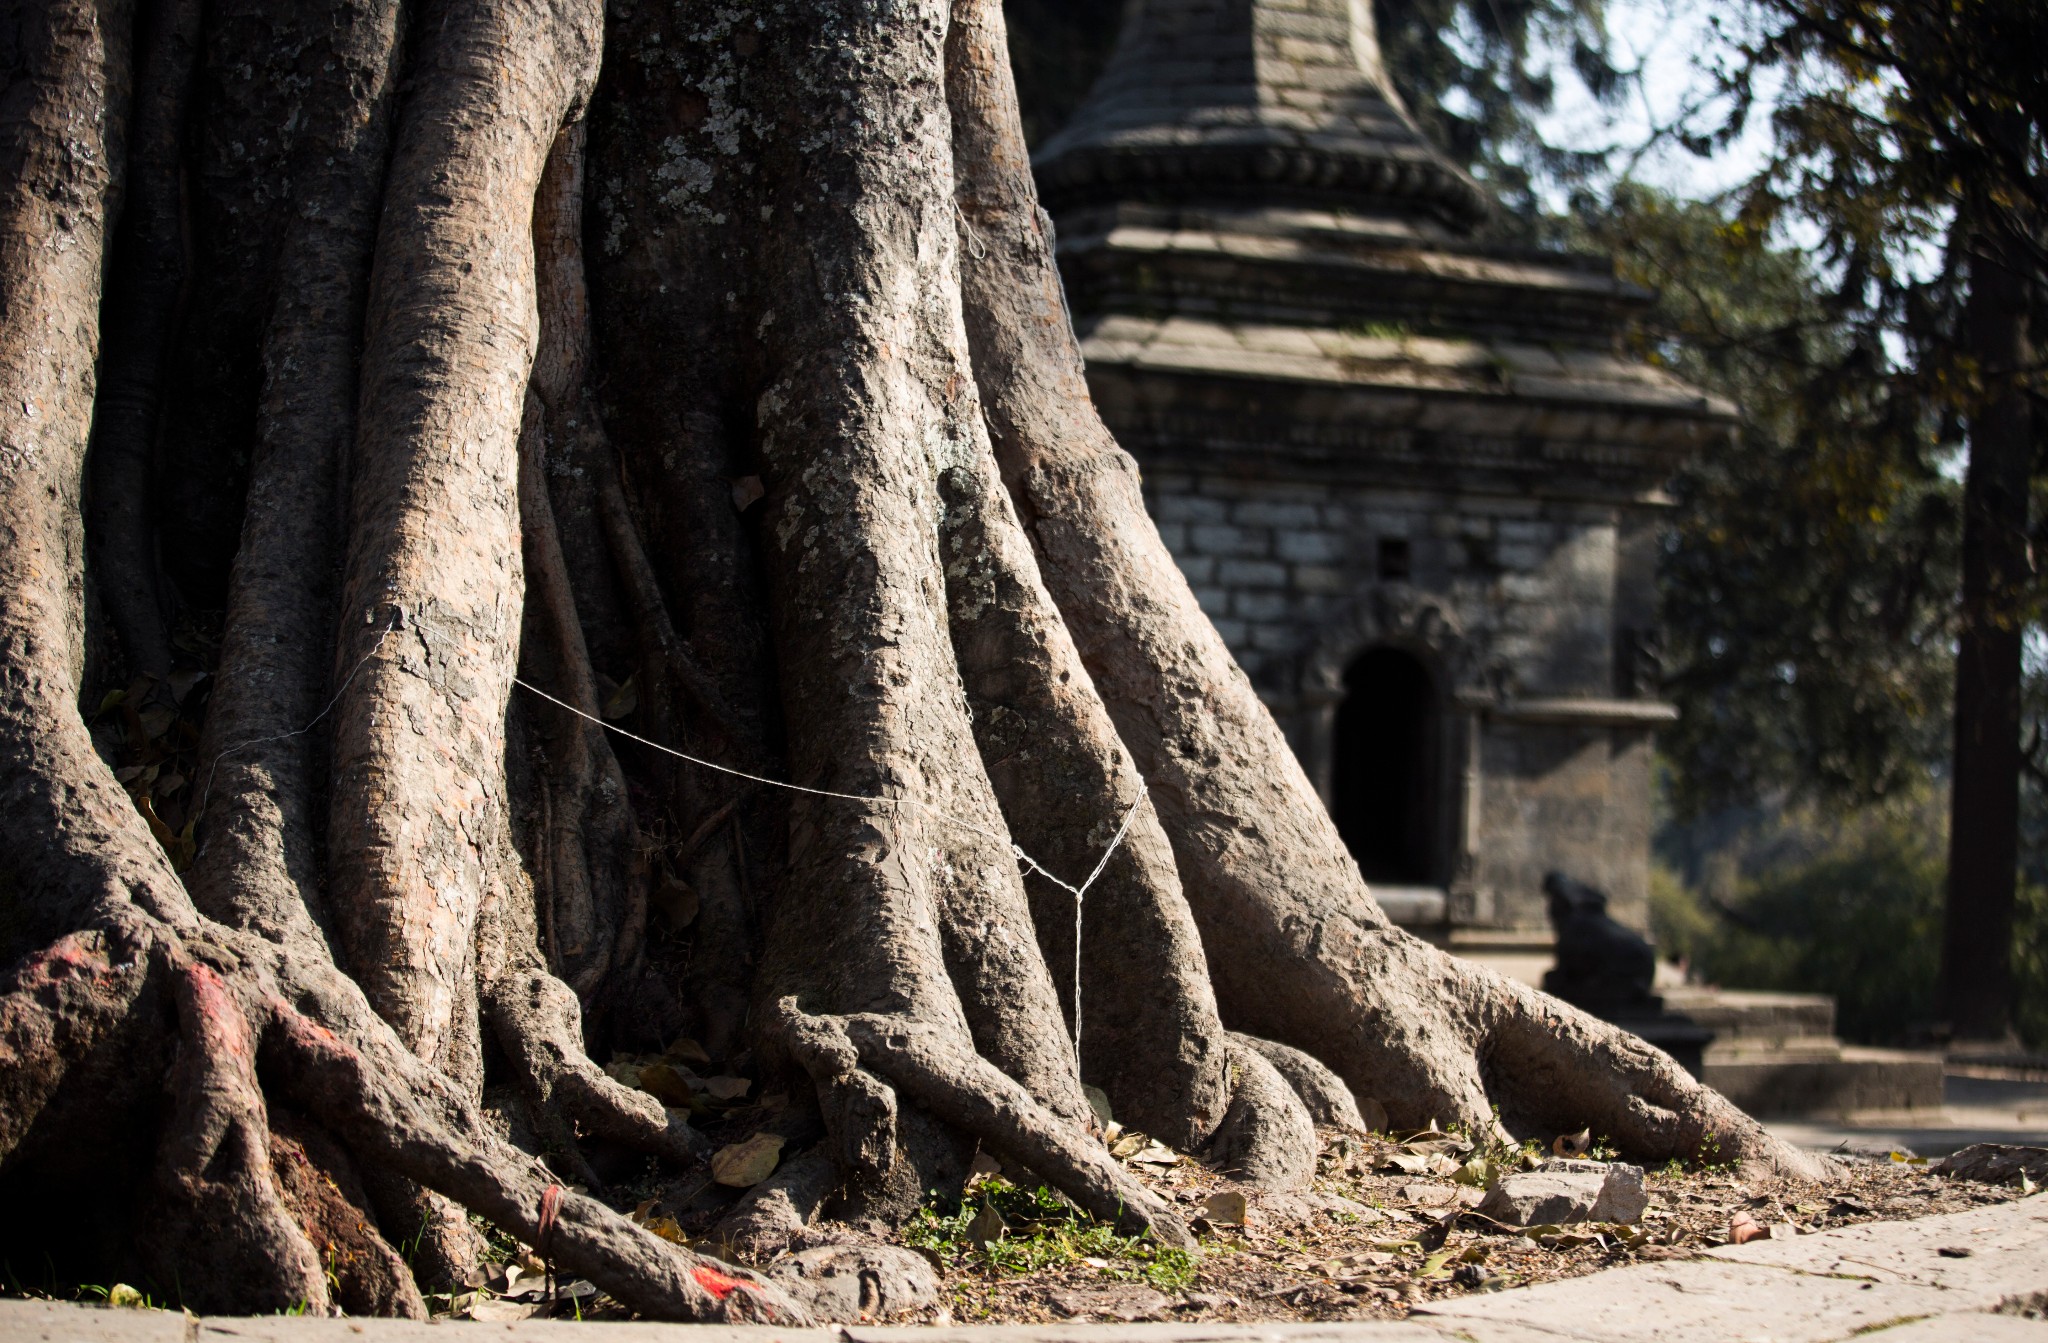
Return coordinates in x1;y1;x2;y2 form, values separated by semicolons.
1541;871;1660;1014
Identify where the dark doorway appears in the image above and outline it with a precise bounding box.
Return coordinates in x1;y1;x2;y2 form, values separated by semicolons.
1331;647;1441;884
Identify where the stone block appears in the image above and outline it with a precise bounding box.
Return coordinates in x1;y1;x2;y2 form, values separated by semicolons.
1154;521;1187;552
1498;518;1555;544
1234;590;1288;621
1475;1162;1646;1226
1495;541;1545;570
1191;585;1230;617
1176;555;1216;583
1153;493;1228;524
1219;558;1287;587
1474;1171;1604;1225
1191;523;1268;557
1276;530;1346;563
1233;500;1320;528
1292;564;1354;595
1209;618;1247;646
766;1245;938;1321
1250;623;1299;652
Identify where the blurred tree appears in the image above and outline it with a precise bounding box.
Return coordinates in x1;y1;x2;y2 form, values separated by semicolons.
1701;0;2045;1040
1582;186;1957;816
1373;0;1621;219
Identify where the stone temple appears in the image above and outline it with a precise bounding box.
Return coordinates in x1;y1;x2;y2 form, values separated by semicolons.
1030;0;1733;961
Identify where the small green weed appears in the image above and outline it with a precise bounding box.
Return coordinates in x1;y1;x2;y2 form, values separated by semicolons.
905;1178;1197;1292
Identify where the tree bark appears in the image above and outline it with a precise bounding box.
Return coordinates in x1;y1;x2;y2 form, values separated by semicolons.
0;0;1821;1314
1941;210;2035;1044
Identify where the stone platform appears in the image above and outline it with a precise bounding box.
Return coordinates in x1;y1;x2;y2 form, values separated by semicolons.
1459;942;1945;1118
9;1196;2047;1342
1660;985;1946;1118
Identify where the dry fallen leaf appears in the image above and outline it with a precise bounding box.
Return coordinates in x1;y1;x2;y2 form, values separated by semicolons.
602;673;639;720
653;874;699;928
1202;1190;1249;1225
636;1061;698;1107
663;1037;713;1065
711;1131;785;1187
700;1075;751;1101
967;1201;1008;1248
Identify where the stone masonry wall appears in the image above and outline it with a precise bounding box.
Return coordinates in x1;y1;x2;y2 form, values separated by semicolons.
1140;464;1658;932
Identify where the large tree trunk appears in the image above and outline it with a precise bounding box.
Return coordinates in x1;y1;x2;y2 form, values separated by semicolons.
0;0;1816;1318
1941;211;2035;1044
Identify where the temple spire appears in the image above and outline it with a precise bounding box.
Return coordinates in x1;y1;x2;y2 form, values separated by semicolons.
1034;0;1487;228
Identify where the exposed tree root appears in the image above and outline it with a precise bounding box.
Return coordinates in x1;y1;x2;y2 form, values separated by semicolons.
265;1109;427;1318
145;962;329;1312
710;1147;841;1264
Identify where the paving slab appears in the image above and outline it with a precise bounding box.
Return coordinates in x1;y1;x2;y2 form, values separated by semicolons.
1416;1192;2048;1343
195;1325;829;1343
0;1300;187;1343
1709;1193;2048;1295
1414;1256;1962;1343
1860;1316;2048;1340
849;1328;1445;1343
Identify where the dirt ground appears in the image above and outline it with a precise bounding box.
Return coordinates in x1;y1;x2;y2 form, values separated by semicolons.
10;1057;2024;1323
877;1129;2025;1326
535;1090;2030;1328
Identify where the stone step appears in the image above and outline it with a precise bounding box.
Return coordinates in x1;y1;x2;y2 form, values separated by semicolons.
1659;985;1837;1041
1703;1044;1945;1118
1705;1035;1850;1065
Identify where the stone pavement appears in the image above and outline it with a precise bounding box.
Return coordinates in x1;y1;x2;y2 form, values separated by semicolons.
1770;1074;2048;1158
8;1197;2047;1343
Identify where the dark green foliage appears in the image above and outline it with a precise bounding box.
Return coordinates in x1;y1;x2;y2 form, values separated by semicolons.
1656;791;2042;1044
1655;791;2048;1047
905;1176;1198;1292
1653;798;1947;1043
1374;0;1621;220
1576;186;1958;814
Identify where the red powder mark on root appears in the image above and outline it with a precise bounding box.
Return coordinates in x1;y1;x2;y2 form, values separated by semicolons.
692;1265;754;1300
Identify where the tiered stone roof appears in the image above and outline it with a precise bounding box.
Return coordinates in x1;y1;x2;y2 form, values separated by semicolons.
1034;0;1734;499
1035;0;1485;226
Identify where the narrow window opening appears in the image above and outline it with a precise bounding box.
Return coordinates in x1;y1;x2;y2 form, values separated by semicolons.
1377;537;1411;581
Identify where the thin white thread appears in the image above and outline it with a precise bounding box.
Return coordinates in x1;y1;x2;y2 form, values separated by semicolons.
509;651;1144;1068
1069;788;1142;1063
197;617;398;818
211;601;1142;1073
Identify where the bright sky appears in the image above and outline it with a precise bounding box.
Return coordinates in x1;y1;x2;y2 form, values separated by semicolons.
1526;0;1780;203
